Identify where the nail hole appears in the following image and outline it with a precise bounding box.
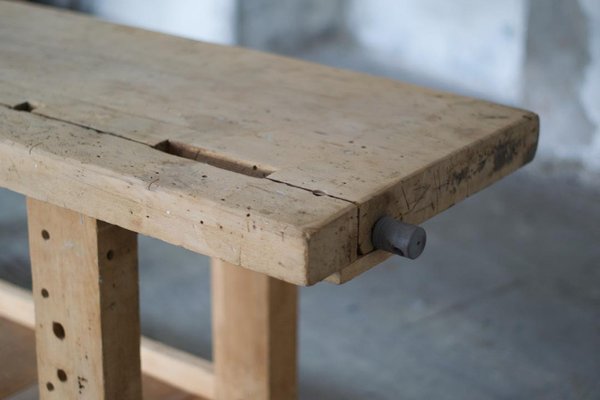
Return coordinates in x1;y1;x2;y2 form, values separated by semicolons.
57;369;67;382
13;101;36;112
41;230;50;240
41;288;49;298
46;382;54;391
52;322;65;340
106;250;114;260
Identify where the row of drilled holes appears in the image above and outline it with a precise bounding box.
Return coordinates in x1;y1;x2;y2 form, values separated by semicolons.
40;228;114;392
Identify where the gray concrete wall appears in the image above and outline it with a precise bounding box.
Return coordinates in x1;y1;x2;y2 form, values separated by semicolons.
37;0;346;52
237;0;346;52
524;0;600;177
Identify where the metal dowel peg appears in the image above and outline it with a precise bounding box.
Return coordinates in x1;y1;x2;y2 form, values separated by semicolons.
371;216;426;259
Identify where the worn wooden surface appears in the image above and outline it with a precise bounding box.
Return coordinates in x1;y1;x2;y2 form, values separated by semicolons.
0;1;539;284
141;337;215;399
0;316;205;400
27;199;142;399
212;259;298;399
0;279;213;399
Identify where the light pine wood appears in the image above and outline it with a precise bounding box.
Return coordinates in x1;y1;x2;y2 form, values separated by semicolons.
212;259;298;400
3;379;203;400
141;376;205;400
27;198;142;399
2;378;205;400
0;106;355;286
141;337;215;399
0;280;215;399
0;314;206;400
0;1;539;284
0;279;35;327
326;250;393;284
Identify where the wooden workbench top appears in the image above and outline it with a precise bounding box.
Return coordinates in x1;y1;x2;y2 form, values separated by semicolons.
0;1;539;285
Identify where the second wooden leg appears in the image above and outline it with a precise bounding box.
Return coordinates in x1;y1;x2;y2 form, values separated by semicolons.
212;259;298;400
27;198;141;399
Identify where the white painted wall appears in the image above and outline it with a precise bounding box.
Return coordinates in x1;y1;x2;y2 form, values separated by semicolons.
237;0;345;51
522;0;599;177
348;0;600;177
579;0;600;172
348;0;528;104
79;0;344;51
85;0;236;44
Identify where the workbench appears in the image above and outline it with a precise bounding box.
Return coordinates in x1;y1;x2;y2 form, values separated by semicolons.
0;1;539;399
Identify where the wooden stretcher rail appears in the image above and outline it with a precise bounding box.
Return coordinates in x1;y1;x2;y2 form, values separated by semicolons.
0;280;215;399
0;315;209;400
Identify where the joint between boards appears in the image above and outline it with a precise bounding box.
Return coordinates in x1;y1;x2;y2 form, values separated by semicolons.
265;176;364;261
265;177;358;206
1;101;144;146
2;102;275;180
3;100;367;266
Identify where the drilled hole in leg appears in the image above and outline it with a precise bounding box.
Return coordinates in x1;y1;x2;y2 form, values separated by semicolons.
52;322;65;340
41;230;50;240
57;369;67;382
106;250;114;260
46;382;54;391
41;288;49;298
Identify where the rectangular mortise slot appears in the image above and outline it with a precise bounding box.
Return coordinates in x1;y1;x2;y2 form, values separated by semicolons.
154;140;275;178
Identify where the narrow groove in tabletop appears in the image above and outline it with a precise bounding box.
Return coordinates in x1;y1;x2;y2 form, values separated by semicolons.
154;139;275;178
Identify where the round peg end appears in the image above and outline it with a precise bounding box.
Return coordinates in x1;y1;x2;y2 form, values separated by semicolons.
371;216;427;259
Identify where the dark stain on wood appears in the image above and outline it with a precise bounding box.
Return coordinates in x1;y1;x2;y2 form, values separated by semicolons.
451;166;470;186
493;139;521;173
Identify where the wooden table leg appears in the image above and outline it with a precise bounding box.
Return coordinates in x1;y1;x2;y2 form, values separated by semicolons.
212;259;298;400
27;198;142;399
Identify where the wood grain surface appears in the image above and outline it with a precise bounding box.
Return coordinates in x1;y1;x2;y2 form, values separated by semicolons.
0;1;539;284
0;317;205;400
27;199;142;399
212;259;298;399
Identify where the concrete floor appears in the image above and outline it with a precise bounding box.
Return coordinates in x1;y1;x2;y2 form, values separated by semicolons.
1;166;599;400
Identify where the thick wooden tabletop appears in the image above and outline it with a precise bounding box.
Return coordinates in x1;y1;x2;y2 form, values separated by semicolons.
0;1;538;285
